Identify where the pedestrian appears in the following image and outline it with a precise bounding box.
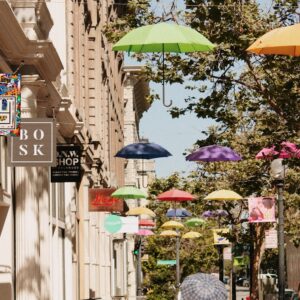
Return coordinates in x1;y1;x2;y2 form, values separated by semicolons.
180;272;228;300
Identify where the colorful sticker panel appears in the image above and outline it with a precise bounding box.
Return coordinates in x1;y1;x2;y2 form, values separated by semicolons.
0;74;21;136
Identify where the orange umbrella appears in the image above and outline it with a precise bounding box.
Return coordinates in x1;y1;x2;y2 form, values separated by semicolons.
247;23;300;56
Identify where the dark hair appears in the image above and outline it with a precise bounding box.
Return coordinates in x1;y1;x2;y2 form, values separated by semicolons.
262;197;274;209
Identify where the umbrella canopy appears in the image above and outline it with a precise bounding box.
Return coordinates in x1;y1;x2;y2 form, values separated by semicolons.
115;142;172;159
157;189;196;202
137;229;154;236
182;231;202;239
186;144;241;162
256;142;300;159
113;22;214;107
139;219;155;228
185;218;206;227
113;22;215;53
166;208;192;218
202;210;215;218
161;220;185;230
111;186;147;199
126;207;156;217
181;273;227;300
247;23;300;56
159;230;179;237
204;189;243;201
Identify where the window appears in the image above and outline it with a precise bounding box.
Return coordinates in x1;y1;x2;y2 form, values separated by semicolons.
51;183;66;300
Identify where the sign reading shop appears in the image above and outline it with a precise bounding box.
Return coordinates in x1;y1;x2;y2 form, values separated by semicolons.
8;118;56;166
51;145;82;182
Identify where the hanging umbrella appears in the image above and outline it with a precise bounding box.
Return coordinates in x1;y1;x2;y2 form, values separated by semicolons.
180;273;227;300
111;186;147;199
115;142;172;187
204;189;243;201
186;144;241;162
166;208;192;218
113;22;215;106
157;189;195;202
182;231;202;239
215;209;229;217
137;229;154;236
126;206;156;217
139;219;155;228
161;220;185;230
256;142;300;159
185;218;206;227
159;230;179;237
247;23;300;56
202;210;215;218
115;142;172;159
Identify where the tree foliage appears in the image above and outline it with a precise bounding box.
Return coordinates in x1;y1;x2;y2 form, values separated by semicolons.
106;0;300;299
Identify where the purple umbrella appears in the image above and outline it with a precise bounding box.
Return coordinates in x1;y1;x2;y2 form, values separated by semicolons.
186;145;241;162
202;210;214;218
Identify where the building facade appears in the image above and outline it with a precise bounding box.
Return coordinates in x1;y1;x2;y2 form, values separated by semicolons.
0;1;151;300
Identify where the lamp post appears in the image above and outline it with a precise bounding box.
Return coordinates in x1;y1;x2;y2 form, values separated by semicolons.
270;158;286;300
176;230;180;288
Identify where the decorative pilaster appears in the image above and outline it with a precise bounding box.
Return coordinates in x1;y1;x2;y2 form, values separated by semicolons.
15;76;50;300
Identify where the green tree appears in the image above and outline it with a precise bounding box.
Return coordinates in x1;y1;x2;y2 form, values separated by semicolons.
106;1;300;299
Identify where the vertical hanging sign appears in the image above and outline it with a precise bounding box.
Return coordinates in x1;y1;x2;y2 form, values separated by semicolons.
0;74;21;136
51;145;82;182
8;118;56;166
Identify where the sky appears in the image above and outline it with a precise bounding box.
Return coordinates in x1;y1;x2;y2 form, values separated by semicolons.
139;81;213;178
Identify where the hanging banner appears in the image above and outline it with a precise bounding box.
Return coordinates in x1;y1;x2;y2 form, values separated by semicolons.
51;145;82;182
89;188;124;213
248;197;276;223
8;118;56;166
0;74;21;136
104;215;138;234
212;228;230;245
265;228;278;249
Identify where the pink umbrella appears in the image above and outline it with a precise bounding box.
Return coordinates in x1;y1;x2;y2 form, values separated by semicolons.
256;142;300;160
137;229;154;236
139;219;155;228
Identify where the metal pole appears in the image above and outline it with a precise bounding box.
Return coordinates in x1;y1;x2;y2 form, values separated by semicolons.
249;223;254;295
137;238;142;296
176;234;180;288
277;182;285;300
218;245;224;282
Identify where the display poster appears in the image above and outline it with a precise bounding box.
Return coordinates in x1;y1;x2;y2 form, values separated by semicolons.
248;197;276;223
0;74;21;136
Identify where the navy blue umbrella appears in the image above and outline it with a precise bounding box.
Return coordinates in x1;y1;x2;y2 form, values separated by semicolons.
166;208;192;218
115;142;172;159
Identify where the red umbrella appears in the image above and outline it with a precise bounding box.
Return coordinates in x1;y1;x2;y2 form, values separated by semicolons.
139;219;155;228
157;189;195;202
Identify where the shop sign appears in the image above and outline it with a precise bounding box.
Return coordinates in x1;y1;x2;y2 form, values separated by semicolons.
0;74;21;136
51;145;82;182
248;197;276;223
104;214;122;233
103;215;139;234
8;118;56;166
89;188;124;213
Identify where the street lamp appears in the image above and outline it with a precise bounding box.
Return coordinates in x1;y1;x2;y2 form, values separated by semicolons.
270;158;286;300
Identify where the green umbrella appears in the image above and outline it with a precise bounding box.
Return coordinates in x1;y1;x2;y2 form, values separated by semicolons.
111;186;147;199
113;22;215;106
185;217;206;228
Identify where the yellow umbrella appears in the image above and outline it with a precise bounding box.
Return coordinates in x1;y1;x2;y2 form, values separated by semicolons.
247;23;300;56
159;230;179;237
126;206;156;217
161;220;185;230
182;231;202;239
204;189;243;201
